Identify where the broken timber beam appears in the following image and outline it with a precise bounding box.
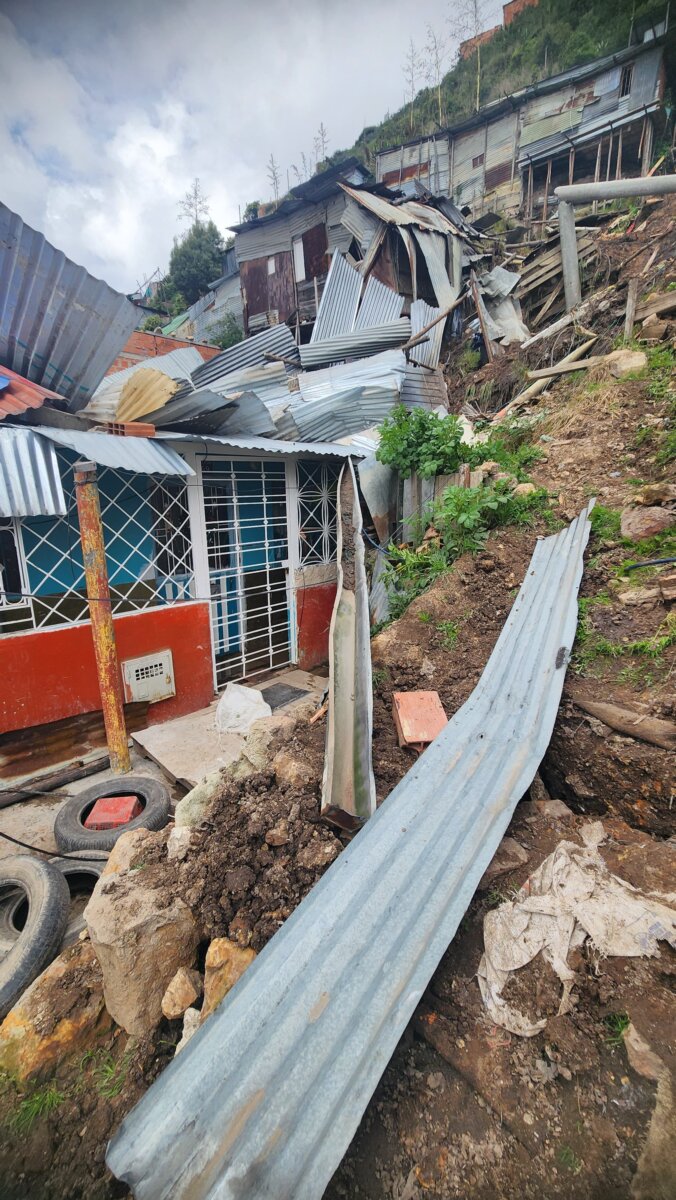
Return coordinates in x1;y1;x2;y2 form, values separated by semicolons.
526;355;605;380
567;691;676;752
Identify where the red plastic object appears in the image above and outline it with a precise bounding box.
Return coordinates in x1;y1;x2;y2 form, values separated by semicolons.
84;794;143;830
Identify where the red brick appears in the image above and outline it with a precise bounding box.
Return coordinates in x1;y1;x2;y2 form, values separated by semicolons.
84;794;143;830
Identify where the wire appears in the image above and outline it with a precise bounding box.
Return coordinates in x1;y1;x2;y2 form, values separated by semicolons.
0;828;103;861
625;557;676;572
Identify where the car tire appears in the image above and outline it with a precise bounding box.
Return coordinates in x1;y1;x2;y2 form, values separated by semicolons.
53;775;171;853
0;853;108;955
0;856;70;1019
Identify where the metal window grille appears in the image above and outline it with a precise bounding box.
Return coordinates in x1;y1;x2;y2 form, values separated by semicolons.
297;461;340;566
1;449;194;636
201;458;291;687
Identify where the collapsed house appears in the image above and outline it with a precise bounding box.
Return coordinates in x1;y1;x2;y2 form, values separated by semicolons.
375;27;668;224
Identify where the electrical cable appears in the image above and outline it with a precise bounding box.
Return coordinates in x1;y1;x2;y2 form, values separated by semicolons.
624;557;676;572
0;828;106;860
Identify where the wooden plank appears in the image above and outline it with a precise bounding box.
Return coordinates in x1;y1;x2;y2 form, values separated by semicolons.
568;691;676;752
636;293;676;321
624;278;639;342
526;354;604;380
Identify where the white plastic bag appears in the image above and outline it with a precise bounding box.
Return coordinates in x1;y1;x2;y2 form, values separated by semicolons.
215;682;272;735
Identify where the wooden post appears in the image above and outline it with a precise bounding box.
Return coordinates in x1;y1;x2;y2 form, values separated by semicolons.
606;133;613;181
624;278;639;342
542;159;552;235
592;139;602;214
74;461;130;774
616;127;623;180
568;146;575;186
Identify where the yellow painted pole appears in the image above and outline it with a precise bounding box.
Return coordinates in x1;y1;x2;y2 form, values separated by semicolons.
73;460;131;774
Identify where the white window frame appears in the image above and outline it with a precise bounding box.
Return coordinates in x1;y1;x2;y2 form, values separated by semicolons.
292;236;306;283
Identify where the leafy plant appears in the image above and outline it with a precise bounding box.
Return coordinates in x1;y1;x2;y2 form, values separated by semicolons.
418;611;432;623
558;1144;583;1174
376;406;469;479
7;1085;64;1135
206;312;243;351
437;620;459;648
458;346;481;374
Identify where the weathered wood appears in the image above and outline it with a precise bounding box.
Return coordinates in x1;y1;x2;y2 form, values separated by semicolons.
493;337;597;421
636;292;676;321
0;751;111;810
470;271;495;364
624;278;639;342
526;355;603;380
568;692;676;752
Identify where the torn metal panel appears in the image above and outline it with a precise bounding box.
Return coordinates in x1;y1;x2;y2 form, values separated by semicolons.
413;229;458;310
290;351;406;441
410;300;444;367
0;427;66;517
107;504;592;1200
340;196;383;255
154;362;291;431
299;320;411;368
357;451;398;543
0;203;137;408
354;276;405;330
83;347;204;423
310;252;363;343
478;266;521;300
34;428;194;476
368;547;391;625
321;458;376;829
401;363;448;408
190;325;299;389
398;227;418;301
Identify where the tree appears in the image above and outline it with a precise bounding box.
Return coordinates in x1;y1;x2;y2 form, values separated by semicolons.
207;312;243;351
179;177;209;225
267;153;281;204
141;314;165;332
402;38;420;134
449;0;489;112
242;200;260;222
167;220;224;305
425;25;448;126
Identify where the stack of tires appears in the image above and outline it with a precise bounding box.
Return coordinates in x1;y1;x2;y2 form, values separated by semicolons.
0;776;170;1019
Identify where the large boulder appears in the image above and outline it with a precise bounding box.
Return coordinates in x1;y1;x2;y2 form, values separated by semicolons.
85;831;199;1036
0;941;112;1082
620;506;674;542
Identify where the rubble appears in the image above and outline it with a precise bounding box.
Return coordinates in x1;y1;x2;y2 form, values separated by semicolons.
201;938;256;1022
161;967;203;1021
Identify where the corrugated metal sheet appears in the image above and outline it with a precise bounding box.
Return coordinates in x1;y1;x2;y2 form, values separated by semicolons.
413;230;458;309
340;197;382;254
35;428;194;476
82;347;204;423
340;184;468;239
0;365;64;422
288;351;406;441
107;504;593;1200
155;430;362;459
191;325;299;388
310;252;363;343
299;320;411;368
0;204;138;409
354;277;404;330
401;363;448;408
0;427;67;517
409;300;444;368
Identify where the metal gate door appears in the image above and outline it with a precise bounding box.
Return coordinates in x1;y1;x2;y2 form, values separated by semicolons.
201;458;292;688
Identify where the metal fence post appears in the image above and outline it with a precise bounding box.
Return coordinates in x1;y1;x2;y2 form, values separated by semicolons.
74;459;131;774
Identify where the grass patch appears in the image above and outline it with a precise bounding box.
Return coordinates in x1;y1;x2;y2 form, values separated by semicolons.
574;609;676;675
418;611;432;624
372;667;390;689
589;505;621;541
604;1012;630;1047
80;1049;132;1099
7;1085;64;1135
437;620;459;648
558;1145;583;1174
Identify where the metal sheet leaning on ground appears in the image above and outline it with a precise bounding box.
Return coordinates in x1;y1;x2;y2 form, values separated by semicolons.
107;502;594;1200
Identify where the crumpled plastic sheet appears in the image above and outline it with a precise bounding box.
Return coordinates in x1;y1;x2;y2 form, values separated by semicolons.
478;821;676;1037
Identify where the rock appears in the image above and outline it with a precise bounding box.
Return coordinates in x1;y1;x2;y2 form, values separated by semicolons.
201;938;256;1022
296;836;342;871
166;826;194;861
174;769;228;829
101;827;156;877
513;482;537;497
265;818;291;846
640;317;668;342
529;772;550;803
0;942;112;1082
272;750;318;791
161;966;203;1020
617;587;661;606
535;798;575;821
605;348;648;378
620;506;674;542
478;837;528;888
622;1023;664;1081
241;711;301;775
658;571;676;603
85;847;199;1037
420;657;436;678
174;1007;201;1056
633;481;676;507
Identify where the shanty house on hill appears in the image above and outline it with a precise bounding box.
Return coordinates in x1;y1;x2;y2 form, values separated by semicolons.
375;32;668;222
229;158;370;335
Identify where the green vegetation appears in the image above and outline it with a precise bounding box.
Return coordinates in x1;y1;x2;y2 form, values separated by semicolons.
206;312;244;351
558;1145;583;1174
384;482;552;619
80;1048;132;1099
375;406;544;481
372;667;390;689
604;1011;630;1047
458;346;481;375
418;611;432;623
7;1085;64;1135
141;313;166;332
167;220;225;306
574;607;676;674
437;620;459;648
589;505;621;541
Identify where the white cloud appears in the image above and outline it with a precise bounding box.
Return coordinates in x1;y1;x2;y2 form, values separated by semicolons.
0;0;503;291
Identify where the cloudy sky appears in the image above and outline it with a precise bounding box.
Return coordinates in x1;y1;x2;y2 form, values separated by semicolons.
0;0;501;294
